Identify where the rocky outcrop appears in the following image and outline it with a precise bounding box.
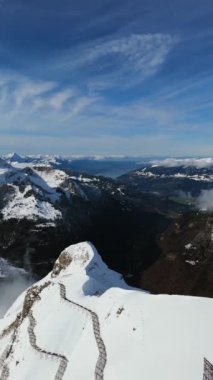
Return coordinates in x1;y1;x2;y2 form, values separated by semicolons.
141;212;213;297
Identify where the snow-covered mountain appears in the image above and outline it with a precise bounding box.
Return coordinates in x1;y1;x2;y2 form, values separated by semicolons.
131;165;213;183
0;157;121;223
0;242;213;380
119;160;213;199
0;162;66;222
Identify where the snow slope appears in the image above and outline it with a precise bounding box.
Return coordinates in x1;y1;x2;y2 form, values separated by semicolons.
0;242;213;380
0;160;66;222
2;185;62;221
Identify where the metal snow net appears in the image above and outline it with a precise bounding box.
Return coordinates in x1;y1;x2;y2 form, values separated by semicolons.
203;358;213;380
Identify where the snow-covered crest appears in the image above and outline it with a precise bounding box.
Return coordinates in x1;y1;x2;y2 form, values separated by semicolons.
52;242;123;277
1;242;213;380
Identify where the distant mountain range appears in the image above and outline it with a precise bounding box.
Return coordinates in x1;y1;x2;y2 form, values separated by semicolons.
119;161;213;198
1;153;146;178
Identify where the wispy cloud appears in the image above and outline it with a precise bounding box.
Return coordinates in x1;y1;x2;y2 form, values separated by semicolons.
33;89;76;111
56;33;179;86
0;73;96;124
0;68;212;155
0;71;178;132
0;28;211;157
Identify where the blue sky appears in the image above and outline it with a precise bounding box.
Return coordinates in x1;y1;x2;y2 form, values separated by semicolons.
0;0;213;155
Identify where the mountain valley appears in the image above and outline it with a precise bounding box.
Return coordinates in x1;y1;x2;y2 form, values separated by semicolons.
0;155;213;297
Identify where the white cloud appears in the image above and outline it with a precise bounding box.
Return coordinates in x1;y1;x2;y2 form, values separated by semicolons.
33;89;76;111
60;33;178;81
62;96;98;121
0;67;212;157
0;73;95;123
46;89;75;110
13;81;56;110
0;74;56;111
152;158;213;168
0;72;178;134
197;190;213;211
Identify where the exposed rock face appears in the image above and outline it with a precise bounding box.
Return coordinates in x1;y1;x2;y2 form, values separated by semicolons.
52;251;73;277
141;211;213;297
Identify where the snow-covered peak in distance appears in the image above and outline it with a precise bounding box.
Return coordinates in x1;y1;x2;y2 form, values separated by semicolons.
1;241;213;380
5;153;24;163
0;164;66;221
0;158;12;169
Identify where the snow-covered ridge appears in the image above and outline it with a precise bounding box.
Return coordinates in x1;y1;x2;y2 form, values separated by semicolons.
0;153;144;172
134;169;213;182
0;241;213;380
0;157;127;223
0;162;67;222
0;159;96;222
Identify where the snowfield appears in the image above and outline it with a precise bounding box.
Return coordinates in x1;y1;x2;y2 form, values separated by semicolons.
0;157;97;223
0;242;213;380
33;168;70;188
2;185;62;221
0;160;67;222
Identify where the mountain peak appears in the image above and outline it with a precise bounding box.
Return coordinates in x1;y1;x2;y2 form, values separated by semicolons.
52;242;97;276
1;244;213;380
0;158;12;169
51;241;129;292
8;152;24;163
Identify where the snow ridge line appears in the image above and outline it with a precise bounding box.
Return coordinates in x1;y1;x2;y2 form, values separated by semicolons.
0;283;51;378
203;358;213;380
0;315;21;379
0;364;10;380
0;347;11;380
0;348;9;368
58;282;107;380
0;313;21;340
28;310;68;380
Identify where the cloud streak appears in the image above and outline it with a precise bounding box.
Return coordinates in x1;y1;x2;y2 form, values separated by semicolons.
0;67;212;157
0;4;212;157
0;73;97;124
57;33;178;86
